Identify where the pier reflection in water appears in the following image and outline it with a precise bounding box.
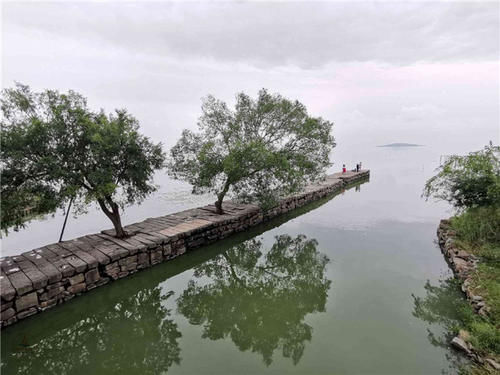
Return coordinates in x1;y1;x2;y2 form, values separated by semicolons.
2;284;181;374
177;234;331;366
1;230;330;374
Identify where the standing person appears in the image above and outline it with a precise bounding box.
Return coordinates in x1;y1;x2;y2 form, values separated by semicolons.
342;164;346;173
356;163;360;172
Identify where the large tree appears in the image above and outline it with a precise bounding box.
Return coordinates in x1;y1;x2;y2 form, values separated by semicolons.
1;83;165;237
168;89;335;214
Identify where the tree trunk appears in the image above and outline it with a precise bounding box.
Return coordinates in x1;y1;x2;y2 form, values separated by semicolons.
97;197;127;238
215;181;231;215
215;198;224;215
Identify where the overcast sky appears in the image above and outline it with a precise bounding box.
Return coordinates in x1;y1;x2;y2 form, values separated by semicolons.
2;1;499;153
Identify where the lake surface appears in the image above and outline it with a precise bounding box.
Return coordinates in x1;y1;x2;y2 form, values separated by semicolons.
1;145;470;374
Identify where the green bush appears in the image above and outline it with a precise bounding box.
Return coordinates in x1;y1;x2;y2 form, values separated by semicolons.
469;321;500;354
424;143;500;210
451;206;500;244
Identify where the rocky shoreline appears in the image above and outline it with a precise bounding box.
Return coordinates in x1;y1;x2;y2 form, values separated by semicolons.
437;219;499;371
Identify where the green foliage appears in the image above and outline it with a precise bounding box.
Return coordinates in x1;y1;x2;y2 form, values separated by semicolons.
449;209;500;324
1;287;181;374
433;190;500;372
1;83;165;236
471;261;500;323
177;234;331;366
412;278;499;358
469;321;500;354
413;278;476;331
424;143;500;210
451;206;500;244
168;89;335;213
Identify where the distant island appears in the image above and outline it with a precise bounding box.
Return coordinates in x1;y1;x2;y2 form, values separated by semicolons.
377;143;423;148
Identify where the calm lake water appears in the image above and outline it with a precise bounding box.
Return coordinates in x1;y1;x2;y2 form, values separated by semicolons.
1;145;470;374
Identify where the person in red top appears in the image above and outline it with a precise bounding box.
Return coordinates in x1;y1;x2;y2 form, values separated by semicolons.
342;164;346;173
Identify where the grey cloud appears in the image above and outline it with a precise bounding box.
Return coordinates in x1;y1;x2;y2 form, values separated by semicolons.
3;1;499;68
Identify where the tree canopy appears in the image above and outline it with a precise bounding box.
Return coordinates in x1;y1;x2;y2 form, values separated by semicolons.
1;287;181;375
168;89;335;214
423;143;500;210
1;83;165;237
177;234;331;366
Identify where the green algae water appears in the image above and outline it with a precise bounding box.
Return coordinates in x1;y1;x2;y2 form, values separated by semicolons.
1;146;469;374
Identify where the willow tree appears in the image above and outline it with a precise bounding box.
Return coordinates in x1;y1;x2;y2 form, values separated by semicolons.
1;83;165;237
168;89;335;214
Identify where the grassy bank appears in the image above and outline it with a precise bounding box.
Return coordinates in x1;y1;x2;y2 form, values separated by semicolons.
449;206;500;373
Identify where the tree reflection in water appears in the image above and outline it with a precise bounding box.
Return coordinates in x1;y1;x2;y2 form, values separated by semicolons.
4;288;181;375
177;234;331;366
412;278;471;372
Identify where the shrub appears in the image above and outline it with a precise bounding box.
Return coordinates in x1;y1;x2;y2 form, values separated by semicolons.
451;206;500;244
424;143;500;210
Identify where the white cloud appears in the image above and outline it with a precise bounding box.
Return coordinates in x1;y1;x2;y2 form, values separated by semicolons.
2;2;499;68
1;1;498;152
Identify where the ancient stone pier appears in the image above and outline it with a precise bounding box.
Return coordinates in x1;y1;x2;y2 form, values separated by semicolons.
0;170;369;328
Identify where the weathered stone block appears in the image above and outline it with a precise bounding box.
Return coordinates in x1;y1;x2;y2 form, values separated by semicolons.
64;255;87;273
36;260;63;284
75;250;98;269
86;248;111;265
1;307;15;321
150;250;163;265
451;336;470;354
119;255;137;267
68;273;84;286
47;286;64;300
9;271;33;296
105;262;119;272
137;253;150;268
40;298;58;310
95;244;128;262
0;274;16;301
1;301;13;312
104;262;120;279
46;281;63;290
176;246;186;255
67;282;86;294
15;292;38;312
16;261;48;290
85;268;100;284
39;292;49;302
117;271;129;279
162;243;172;256
122;263;137;272
50;258;75;278
187;238;204;249
17;307;38;320
95;277;110;287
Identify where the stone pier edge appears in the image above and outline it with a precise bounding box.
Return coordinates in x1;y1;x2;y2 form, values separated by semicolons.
0;170;369;328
